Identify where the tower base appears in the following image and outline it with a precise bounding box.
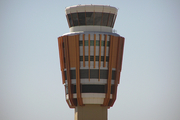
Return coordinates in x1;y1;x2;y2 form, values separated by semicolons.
75;104;108;120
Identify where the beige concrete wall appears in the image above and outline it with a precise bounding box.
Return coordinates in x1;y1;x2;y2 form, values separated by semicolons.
75;104;108;120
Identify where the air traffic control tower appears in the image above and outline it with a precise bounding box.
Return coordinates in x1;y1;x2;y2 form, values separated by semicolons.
58;5;125;120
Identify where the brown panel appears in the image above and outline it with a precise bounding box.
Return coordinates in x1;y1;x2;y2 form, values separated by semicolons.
64;36;75;107
68;36;76;68
118;37;125;72
109;36;125;106
58;37;65;84
83;34;85;67
117;37;125;84
75;35;83;106
109;37;121;107
94;34;96;68
104;35;107;67
111;36;118;68
103;35;113;106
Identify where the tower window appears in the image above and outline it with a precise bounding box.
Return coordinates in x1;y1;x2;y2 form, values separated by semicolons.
66;12;116;27
81;85;106;93
78;13;86;25
101;13;109;26
86;12;94;25
94;12;102;25
71;13;79;26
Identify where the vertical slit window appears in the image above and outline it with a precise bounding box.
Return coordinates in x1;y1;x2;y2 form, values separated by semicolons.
67;14;73;27
72;85;76;93
71;13;79;26
70;70;76;79
111;85;114;94
86;12;94;25
78;12;86;25
112;70;116;80
64;71;67;80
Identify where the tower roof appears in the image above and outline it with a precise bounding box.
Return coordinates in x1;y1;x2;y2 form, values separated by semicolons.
65;5;118;15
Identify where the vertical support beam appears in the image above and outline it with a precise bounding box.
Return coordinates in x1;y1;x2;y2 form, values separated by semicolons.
99;34;102;81
103;35;113;106
109;36;120;107
75;35;83;106
94;34;96;68
88;34;90;81
58;37;65;84
64;36;75;108
118;37;125;75
104;35;107;67
108;36;125;106
83;34;85;67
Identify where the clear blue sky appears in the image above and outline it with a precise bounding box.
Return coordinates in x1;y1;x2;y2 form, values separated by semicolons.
1;0;180;120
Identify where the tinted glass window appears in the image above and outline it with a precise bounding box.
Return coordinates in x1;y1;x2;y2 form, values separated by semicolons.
67;14;73;27
101;13;109;26
94;12;102;25
111;15;116;27
112;70;116;80
107;41;110;46
80;56;109;62
80;69;108;79
67;12;115;27
71;13;79;26
64;71;67;80
111;85;114;94
80;69;89;78
107;13;114;27
78;12;86;25
90;69;99;78
86;12;94;25
81;85;106;93
79;40;109;46
72;85;76;93
100;70;108;79
70;70;76;79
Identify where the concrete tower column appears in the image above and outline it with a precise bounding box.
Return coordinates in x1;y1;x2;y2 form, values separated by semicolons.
75;105;108;120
